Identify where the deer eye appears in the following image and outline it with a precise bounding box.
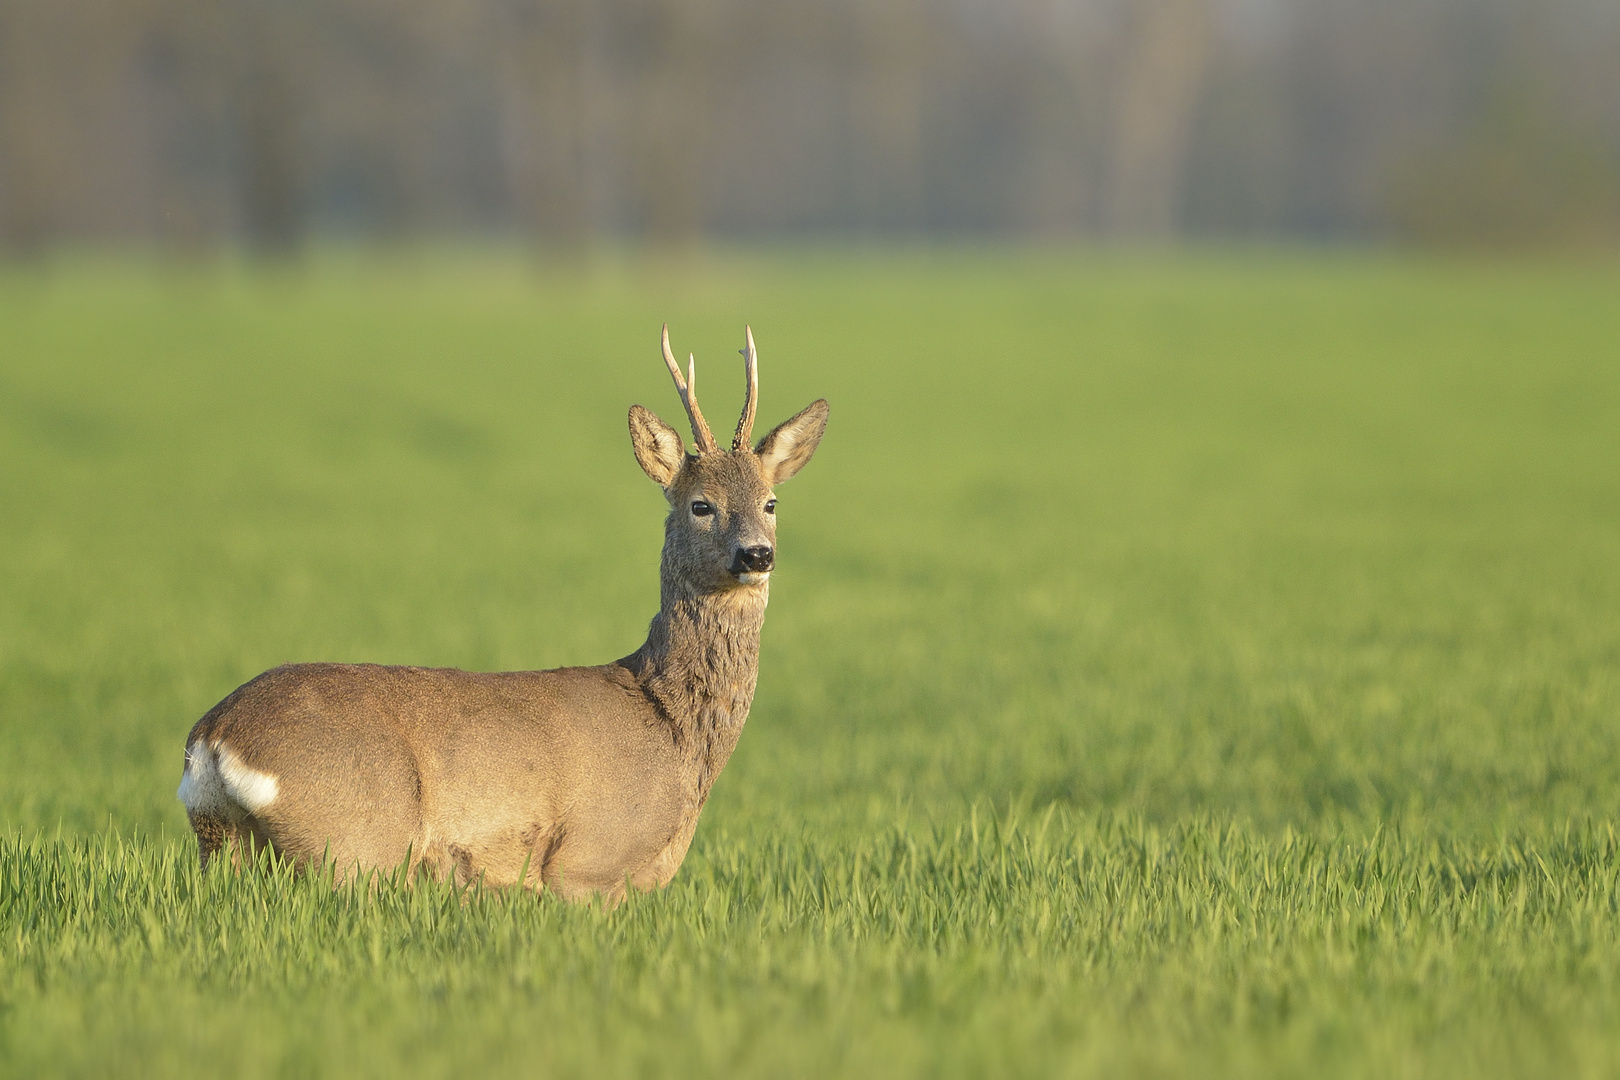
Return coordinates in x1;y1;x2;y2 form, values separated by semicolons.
764;499;776;514
690;500;713;517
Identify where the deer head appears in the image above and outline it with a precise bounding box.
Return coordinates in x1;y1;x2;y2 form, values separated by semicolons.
628;325;829;596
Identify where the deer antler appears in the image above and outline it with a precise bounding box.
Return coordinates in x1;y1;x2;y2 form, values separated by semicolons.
661;324;717;453
733;325;758;451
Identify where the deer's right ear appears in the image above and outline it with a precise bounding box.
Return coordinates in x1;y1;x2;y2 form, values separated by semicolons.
629;405;686;487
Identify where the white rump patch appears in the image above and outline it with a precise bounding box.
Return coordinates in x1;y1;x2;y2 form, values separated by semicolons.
218;744;279;812
178;740;279;817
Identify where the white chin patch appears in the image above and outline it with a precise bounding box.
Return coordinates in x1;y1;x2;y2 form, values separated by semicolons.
178;740;280;817
735;572;771;586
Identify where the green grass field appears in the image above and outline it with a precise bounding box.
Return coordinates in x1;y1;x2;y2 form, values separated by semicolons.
2;249;1619;1077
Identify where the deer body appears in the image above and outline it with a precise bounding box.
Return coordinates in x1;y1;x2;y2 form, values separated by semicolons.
179;328;827;902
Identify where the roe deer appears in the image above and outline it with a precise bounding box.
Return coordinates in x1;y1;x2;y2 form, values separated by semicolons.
177;326;828;902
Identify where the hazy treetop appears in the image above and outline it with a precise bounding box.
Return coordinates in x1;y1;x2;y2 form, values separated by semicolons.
0;0;1615;251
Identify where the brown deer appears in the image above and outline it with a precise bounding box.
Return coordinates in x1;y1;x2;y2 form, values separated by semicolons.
177;326;828;902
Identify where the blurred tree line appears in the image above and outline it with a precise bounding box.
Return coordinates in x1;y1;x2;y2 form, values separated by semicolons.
0;0;1616;252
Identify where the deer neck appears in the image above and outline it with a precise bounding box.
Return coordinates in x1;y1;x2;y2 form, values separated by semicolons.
625;568;769;801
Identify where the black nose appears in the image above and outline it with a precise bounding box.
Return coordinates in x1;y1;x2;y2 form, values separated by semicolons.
737;545;774;572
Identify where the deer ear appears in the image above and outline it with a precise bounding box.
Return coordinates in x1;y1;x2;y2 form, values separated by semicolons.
629;405;686;487
755;399;828;485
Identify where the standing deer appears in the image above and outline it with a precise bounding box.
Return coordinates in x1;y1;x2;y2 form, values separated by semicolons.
177;326;828;902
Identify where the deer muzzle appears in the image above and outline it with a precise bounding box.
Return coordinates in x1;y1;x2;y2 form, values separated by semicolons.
731;545;774;580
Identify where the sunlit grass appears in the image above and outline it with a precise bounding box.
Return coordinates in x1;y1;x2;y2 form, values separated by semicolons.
2;250;1619;1076
7;814;1620;1078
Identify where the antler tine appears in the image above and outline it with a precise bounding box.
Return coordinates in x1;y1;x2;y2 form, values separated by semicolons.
660;324;717;453
733;325;759;451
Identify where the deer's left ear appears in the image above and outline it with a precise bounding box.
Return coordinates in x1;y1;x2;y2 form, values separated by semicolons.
629;405;686;487
755;399;829;485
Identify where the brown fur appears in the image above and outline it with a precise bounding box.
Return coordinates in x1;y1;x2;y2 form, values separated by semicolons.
180;346;828;905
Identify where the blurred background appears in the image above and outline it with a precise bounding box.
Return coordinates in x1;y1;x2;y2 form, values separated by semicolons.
2;0;1618;255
